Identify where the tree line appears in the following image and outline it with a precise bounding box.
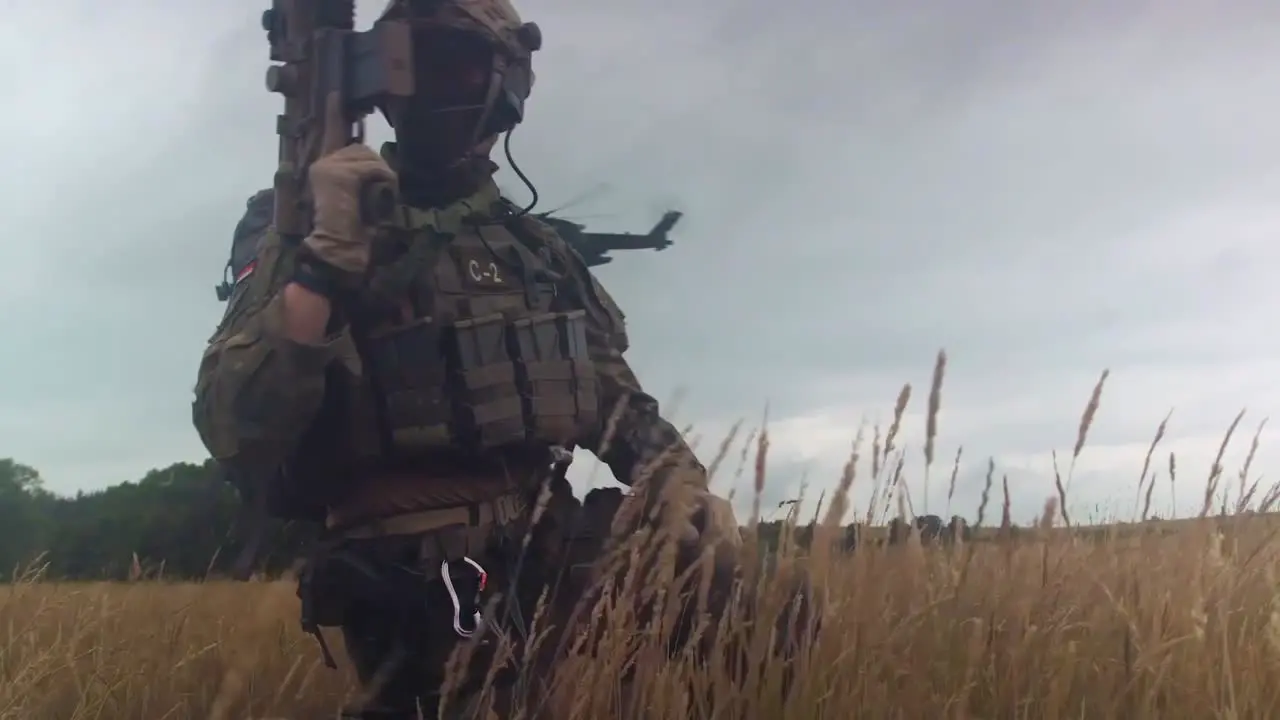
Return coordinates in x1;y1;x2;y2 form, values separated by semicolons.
0;458;313;581
0;457;990;582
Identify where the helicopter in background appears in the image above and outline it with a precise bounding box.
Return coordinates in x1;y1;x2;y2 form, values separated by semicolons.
540;208;682;267
520;181;682;267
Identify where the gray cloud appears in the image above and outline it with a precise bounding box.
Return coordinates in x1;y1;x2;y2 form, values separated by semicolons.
5;0;1280;526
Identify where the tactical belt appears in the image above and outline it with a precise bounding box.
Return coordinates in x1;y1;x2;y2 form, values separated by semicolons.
336;493;528;540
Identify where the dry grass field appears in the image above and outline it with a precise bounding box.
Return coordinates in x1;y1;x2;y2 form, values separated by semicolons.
7;361;1280;719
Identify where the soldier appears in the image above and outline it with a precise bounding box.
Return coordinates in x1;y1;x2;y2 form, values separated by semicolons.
192;0;712;716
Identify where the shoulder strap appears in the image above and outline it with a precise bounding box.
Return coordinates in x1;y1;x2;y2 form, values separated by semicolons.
218;189;275;301
363;183;503;307
402;181;502;232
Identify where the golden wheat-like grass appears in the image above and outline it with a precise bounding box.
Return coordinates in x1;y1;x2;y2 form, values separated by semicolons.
7;361;1280;719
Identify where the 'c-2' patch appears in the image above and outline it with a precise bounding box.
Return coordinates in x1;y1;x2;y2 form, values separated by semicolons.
455;246;508;289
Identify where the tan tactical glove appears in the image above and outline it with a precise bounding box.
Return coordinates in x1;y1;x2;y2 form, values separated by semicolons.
301;93;398;287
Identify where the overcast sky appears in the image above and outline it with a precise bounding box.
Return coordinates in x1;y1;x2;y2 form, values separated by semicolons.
4;0;1280;525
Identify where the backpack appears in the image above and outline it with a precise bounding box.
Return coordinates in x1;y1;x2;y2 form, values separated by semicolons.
216;189;275;301
215;188;311;578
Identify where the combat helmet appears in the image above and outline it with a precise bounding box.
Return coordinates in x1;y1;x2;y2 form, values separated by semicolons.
377;0;542;137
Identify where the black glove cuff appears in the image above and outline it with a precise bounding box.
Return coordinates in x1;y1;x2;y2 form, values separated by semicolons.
291;260;341;301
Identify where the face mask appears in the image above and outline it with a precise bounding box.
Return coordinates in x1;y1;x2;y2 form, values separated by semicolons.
388;27;496;169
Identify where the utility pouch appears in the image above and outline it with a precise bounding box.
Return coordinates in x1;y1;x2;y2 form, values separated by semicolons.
365;317;453;449
510;310;599;445
296;546;390;669
448;312;525;448
297;548;386;629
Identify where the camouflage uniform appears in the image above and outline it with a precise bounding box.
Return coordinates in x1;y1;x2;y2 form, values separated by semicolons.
195;187;706;717
192;2;706;717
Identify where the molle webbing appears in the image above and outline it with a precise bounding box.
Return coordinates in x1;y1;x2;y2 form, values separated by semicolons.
354;185;601;460
363;183;502;308
335;492;527;539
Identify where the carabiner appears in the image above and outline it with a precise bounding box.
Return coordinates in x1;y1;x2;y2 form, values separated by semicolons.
441;556;488;638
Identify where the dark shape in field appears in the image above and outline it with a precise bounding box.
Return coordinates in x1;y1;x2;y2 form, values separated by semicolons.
885;514;972;546
948;514;973;542
916;514;945;541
